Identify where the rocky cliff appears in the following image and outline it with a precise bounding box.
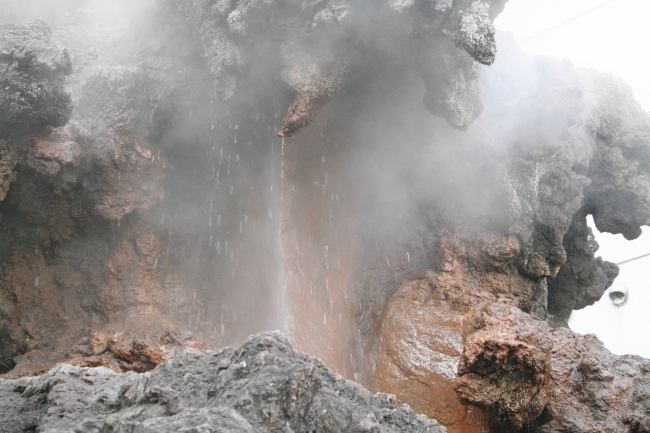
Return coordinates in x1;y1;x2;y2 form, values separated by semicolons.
1;1;649;432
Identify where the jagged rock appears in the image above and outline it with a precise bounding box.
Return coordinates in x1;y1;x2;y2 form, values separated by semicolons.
340;35;650;433
546;209;619;327
0;139;17;201
416;36;483;131
455;300;552;432
371;229;546;432
69;329;205;374
0;332;445;433
0;8;200;376
0;20;73;139
580;69;650;240
455;300;650;432
0;5;649;433
177;0;508;136
372;278;490;432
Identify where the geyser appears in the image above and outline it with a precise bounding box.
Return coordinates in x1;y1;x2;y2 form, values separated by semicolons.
1;1;649;432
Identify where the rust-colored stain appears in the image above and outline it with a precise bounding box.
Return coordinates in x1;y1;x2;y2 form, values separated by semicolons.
279;110;361;380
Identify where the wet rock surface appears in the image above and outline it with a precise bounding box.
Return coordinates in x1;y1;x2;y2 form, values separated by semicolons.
456;300;650;433
0;20;72;139
0;2;649;433
0;332;445;433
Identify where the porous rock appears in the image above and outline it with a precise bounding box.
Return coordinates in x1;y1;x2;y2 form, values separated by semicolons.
455;300;650;433
0;332;445;433
177;0;509;135
0;20;73;139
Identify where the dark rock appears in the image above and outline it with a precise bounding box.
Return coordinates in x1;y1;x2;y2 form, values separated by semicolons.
177;0;508;136
416;36;483;131
0;332;445;433
0;20;73;139
546;209;619;327
455;300;650;433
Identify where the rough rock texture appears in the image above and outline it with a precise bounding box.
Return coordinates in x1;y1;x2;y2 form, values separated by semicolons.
0;332;445;433
0;20;72;139
372;278;491;433
455;301;552;432
176;0;507;136
307;35;647;432
455;301;650;433
0;20;74;375
1;3;650;433
0;8;206;376
546;208;619;327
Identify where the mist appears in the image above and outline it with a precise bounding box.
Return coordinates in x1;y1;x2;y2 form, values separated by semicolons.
1;2;649;430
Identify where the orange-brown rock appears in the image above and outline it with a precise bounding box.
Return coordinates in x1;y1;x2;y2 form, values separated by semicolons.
371;228;548;432
455;300;552;432
373;278;494;433
456;300;650;432
70;329;204;373
33;137;81;167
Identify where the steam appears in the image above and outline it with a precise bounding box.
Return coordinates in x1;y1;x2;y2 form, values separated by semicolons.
0;0;155;27
2;0;648;380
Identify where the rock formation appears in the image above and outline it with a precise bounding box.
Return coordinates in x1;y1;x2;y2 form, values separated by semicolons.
176;0;508;136
0;331;444;433
1;1;650;432
455;300;650;433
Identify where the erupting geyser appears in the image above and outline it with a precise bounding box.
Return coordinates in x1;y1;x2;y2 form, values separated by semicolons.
1;1;649;432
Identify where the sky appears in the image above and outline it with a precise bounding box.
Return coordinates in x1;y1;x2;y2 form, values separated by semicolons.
495;0;650;264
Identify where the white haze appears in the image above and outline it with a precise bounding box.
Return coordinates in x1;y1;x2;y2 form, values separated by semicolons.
496;0;650;265
0;0;156;28
497;0;650;357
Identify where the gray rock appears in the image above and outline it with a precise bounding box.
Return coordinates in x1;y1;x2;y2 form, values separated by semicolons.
176;0;509;136
0;20;72;139
0;332;445;433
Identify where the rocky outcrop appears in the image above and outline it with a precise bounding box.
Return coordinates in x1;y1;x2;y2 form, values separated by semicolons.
0;332;445;433
455;300;650;433
346;37;649;432
0;9;200;375
0;20;72;140
176;0;508;136
1;3;650;433
0;20;74;375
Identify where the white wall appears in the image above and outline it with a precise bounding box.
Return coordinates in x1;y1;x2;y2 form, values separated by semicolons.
570;253;650;358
